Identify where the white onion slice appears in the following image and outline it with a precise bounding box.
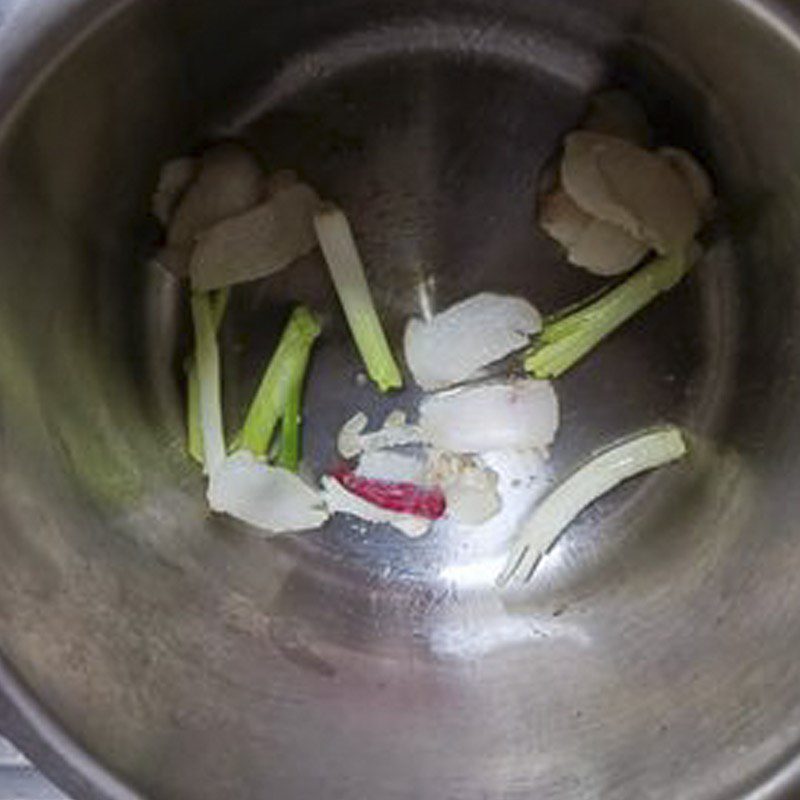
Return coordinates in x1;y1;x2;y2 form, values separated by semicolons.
337;411;422;459
404;293;542;390
427;452;500;525
497;426;687;587
356;450;427;485
561;131;700;254
383;410;408;428
190;182;320;290
208;451;329;534
337;412;369;458
420;379;559;454
321;476;431;538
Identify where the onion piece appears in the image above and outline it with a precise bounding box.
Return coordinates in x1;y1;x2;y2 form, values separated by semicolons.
208;451;329;534
404;293;542;390
497;426;687;587
420;379;559;454
427;452;500;525
356;450;427;485
321;476;432;538
337;412;369;459
337;411;422;459
561;131;700;254
190;182;320;290
383;410;408;428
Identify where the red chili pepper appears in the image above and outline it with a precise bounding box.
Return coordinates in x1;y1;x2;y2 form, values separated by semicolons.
331;467;446;520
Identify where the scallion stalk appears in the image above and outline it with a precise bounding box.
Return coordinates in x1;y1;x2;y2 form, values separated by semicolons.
236;306;321;458
525;250;691;379
313;204;402;392
187;289;229;464
190;291;226;474
497;426;687;587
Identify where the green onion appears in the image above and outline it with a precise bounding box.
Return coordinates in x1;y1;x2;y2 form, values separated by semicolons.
187;289;229;464
497;426;688;587
277;371;303;472
313;204;402;392
236;306;321;458
190;291;226;474
525;249;691;379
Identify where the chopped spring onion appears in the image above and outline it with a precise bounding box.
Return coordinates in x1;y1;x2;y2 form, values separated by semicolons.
187;288;229;464
236;306;321;458
277;370;302;472
313;204;403;392
190;291;227;475
525;249;692;379
497;426;687;587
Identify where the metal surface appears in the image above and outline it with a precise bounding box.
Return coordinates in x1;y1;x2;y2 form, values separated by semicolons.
0;738;66;799
0;0;798;798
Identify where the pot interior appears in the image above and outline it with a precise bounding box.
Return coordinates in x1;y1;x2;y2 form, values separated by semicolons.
0;1;798;798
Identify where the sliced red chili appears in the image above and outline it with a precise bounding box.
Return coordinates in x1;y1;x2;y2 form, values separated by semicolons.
331;468;446;520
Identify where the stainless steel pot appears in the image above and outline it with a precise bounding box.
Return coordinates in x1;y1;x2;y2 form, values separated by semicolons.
0;0;798;798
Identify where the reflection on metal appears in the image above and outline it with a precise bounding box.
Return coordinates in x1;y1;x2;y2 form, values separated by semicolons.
0;738;66;799
0;0;797;799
